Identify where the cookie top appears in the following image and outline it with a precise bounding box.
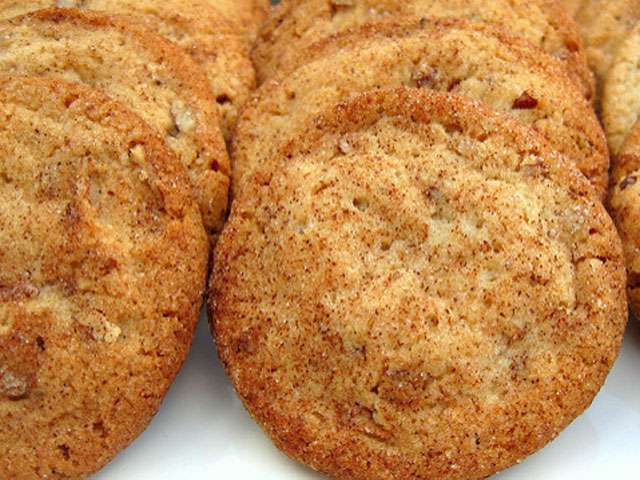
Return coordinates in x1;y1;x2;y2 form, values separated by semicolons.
0;0;256;141
0;8;230;236
575;0;640;87
0;75;208;479
608;121;640;315
235;18;608;198
212;87;627;480
603;23;640;154
254;0;594;100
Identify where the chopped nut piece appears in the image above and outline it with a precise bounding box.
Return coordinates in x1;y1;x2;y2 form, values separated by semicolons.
170;100;196;135
338;137;353;154
79;311;122;343
0;365;31;400
620;175;637;191
412;63;439;88
129;144;146;164
512;92;538;109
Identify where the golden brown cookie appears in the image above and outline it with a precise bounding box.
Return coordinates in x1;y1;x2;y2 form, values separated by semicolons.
235;18;608;198
212;87;627;480
602;23;640;154
0;0;256;141
575;0;640;91
254;0;594;101
608;121;640;315
0;74;208;479
0;8;230;236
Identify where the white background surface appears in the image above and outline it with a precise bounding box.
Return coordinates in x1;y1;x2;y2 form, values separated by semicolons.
92;310;640;480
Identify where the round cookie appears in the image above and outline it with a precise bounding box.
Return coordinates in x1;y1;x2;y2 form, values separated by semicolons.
0;75;208;479
0;0;256;141
254;0;594;101
603;23;640;154
235;18;608;198
575;0;640;90
608;121;640;316
0;8;230;236
212;87;627;480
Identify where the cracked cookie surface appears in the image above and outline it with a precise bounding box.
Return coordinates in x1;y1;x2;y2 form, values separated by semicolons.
0;8;229;235
212;88;627;480
0;75;208;479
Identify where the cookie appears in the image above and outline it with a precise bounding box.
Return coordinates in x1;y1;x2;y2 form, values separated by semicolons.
212;87;627;480
0;74;208;479
0;0;256;141
575;0;640;90
0;8;230;236
235;18;608;198
602;23;640;154
254;0;594;101
608;121;640;316
207;0;270;41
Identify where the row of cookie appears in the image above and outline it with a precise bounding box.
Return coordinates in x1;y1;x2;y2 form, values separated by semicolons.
0;0;269;141
569;0;640;317
0;2;268;237
570;0;640;151
570;0;640;104
212;1;627;480
234;3;607;197
0;1;268;478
